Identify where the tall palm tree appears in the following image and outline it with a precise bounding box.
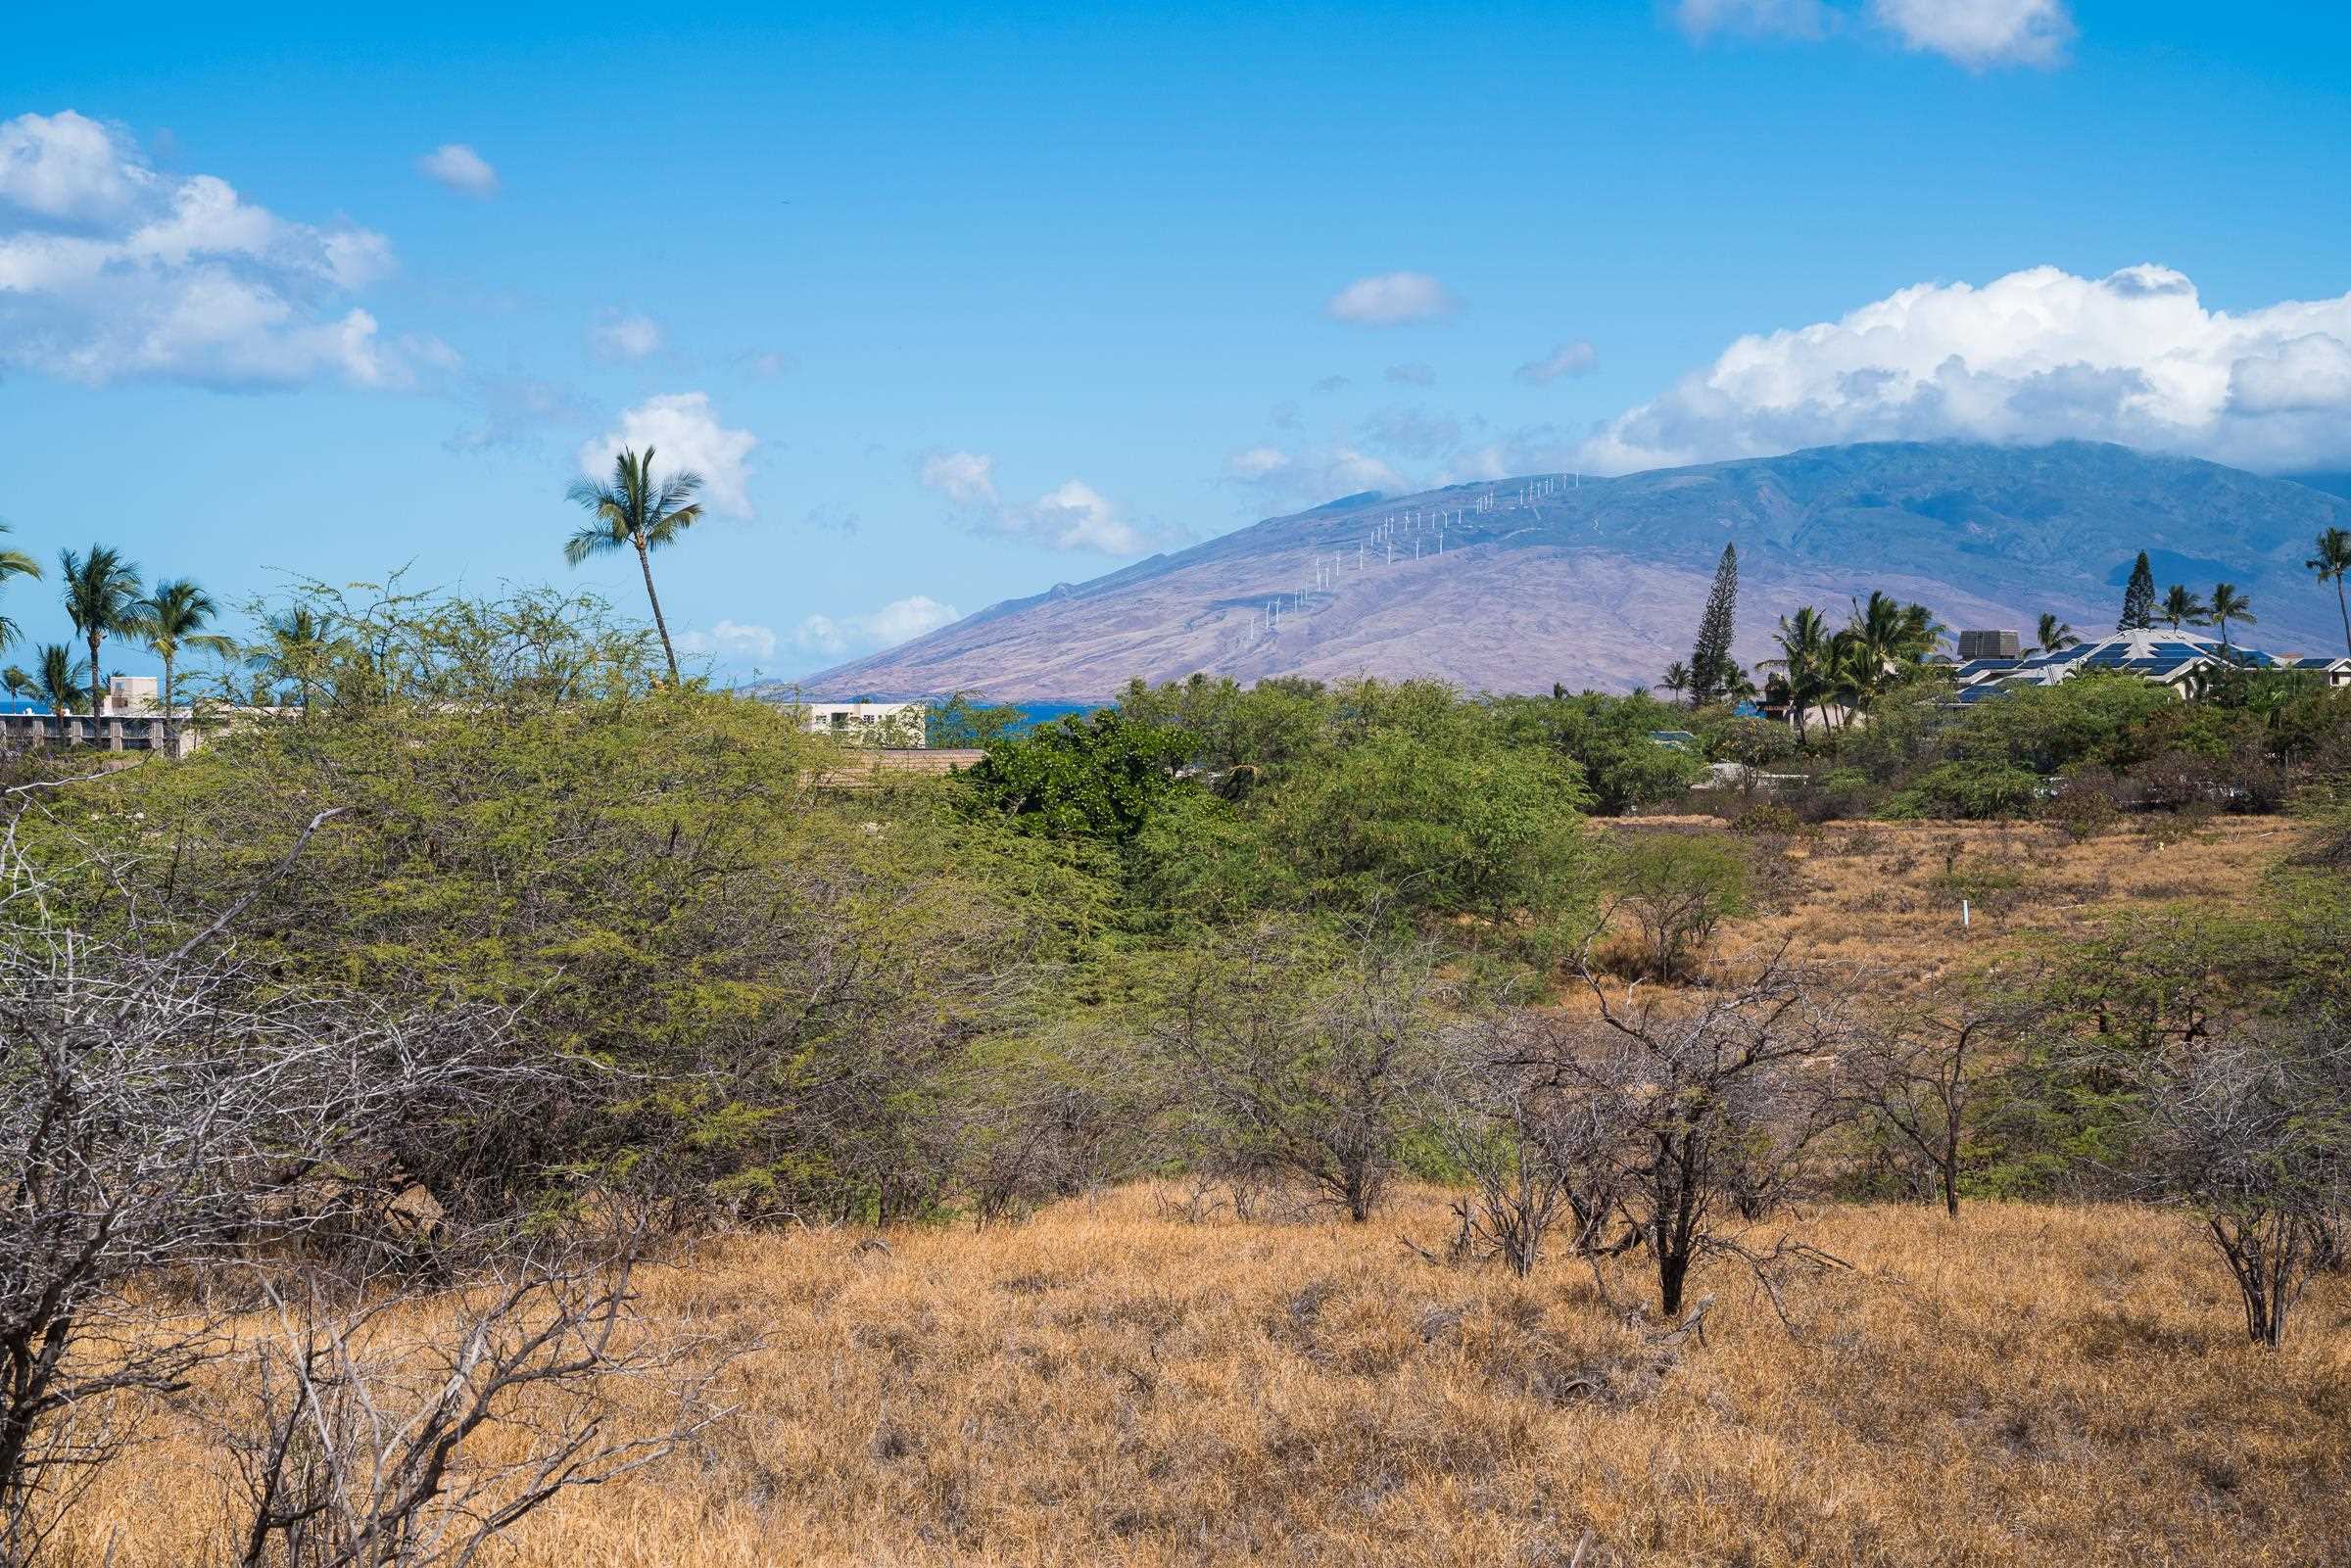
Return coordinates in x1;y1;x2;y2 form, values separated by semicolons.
2207;583;2255;650
2308;526;2351;656
58;546;143;718
564;448;703;684
0;521;40;654
2034;613;2080;655
1765;605;1833;735
2159;584;2208;631
34;643;86;721
138;578;240;741
1657;661;1691;701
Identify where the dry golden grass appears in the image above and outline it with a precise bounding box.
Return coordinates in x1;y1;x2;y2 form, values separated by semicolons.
80;1187;2351;1567
1617;814;2297;980
66;818;2343;1566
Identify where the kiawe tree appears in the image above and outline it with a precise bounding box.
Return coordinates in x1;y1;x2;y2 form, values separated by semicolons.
565;446;705;684
2118;551;2157;631
2306;526;2351;655
59;545;143;718
1687;543;1739;707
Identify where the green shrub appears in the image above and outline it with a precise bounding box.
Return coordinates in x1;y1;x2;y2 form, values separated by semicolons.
1884;761;2044;821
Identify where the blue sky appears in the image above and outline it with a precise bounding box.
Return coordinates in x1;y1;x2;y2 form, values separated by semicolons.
3;1;2348;682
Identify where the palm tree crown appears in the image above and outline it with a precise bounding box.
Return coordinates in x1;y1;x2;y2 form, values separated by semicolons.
2034;613;2080;654
564;447;704;683
2309;526;2351;656
139;577;239;732
34;643;87;718
2159;585;2208;630
0;521;43;654
59;545;143;717
2207;583;2255;649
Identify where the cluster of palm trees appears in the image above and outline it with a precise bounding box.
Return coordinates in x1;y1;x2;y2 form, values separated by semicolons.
2150;580;2259;646
1757;592;1945;734
0;527;239;731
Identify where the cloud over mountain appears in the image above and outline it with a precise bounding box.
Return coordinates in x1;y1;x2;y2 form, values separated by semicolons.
1583;264;2351;476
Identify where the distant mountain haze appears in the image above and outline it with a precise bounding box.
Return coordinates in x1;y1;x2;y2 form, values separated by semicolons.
792;443;2351;700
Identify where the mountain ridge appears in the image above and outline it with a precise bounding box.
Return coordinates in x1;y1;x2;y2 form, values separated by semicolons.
786;442;2351;701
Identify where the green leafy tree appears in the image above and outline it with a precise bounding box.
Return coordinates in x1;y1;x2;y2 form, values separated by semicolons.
1482;689;1705;815
564;447;704;684
1687;544;1739;707
58;545;143;717
924;692;1026;748
1596;832;1751;981
2159;584;2208;630
2307;526;2351;656
2118;551;2157;631
2208;582;2255;649
1261;725;1592;941
137;578;239;739
964;708;1195;839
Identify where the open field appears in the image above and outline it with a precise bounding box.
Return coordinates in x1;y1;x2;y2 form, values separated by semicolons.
1618;812;2294;976
76;1187;2351;1568
53;815;2345;1568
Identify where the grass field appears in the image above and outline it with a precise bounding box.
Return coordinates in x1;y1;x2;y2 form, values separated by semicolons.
69;818;2351;1567
80;1189;2351;1567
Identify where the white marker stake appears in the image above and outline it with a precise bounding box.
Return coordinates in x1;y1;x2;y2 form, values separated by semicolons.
1961;898;1971;929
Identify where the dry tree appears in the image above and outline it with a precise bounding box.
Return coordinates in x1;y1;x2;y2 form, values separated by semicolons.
1552;948;1858;1323
2126;1024;2350;1347
0;779;735;1566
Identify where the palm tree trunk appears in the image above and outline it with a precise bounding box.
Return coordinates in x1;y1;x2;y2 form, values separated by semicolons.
162;652;175;754
635;534;680;684
87;631;104;719
2336;577;2349;656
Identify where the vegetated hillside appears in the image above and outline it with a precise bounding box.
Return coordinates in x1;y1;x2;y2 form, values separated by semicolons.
792;441;2351;700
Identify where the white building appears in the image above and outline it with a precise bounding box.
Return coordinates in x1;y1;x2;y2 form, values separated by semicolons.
796;700;926;746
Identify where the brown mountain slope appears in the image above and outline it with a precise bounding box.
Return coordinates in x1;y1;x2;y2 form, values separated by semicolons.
792;441;2351;699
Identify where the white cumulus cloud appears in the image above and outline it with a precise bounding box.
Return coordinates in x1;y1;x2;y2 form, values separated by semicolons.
578;392;759;516
792;595;961;657
1580;263;2351;476
1675;0;2073;68
588;309;663;361
678;619;780;663
0;109;434;389
1871;0;2071;68
1325;270;1460;326
917;449;999;505
417;143;499;196
1515;340;1598;386
919;451;1164;554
